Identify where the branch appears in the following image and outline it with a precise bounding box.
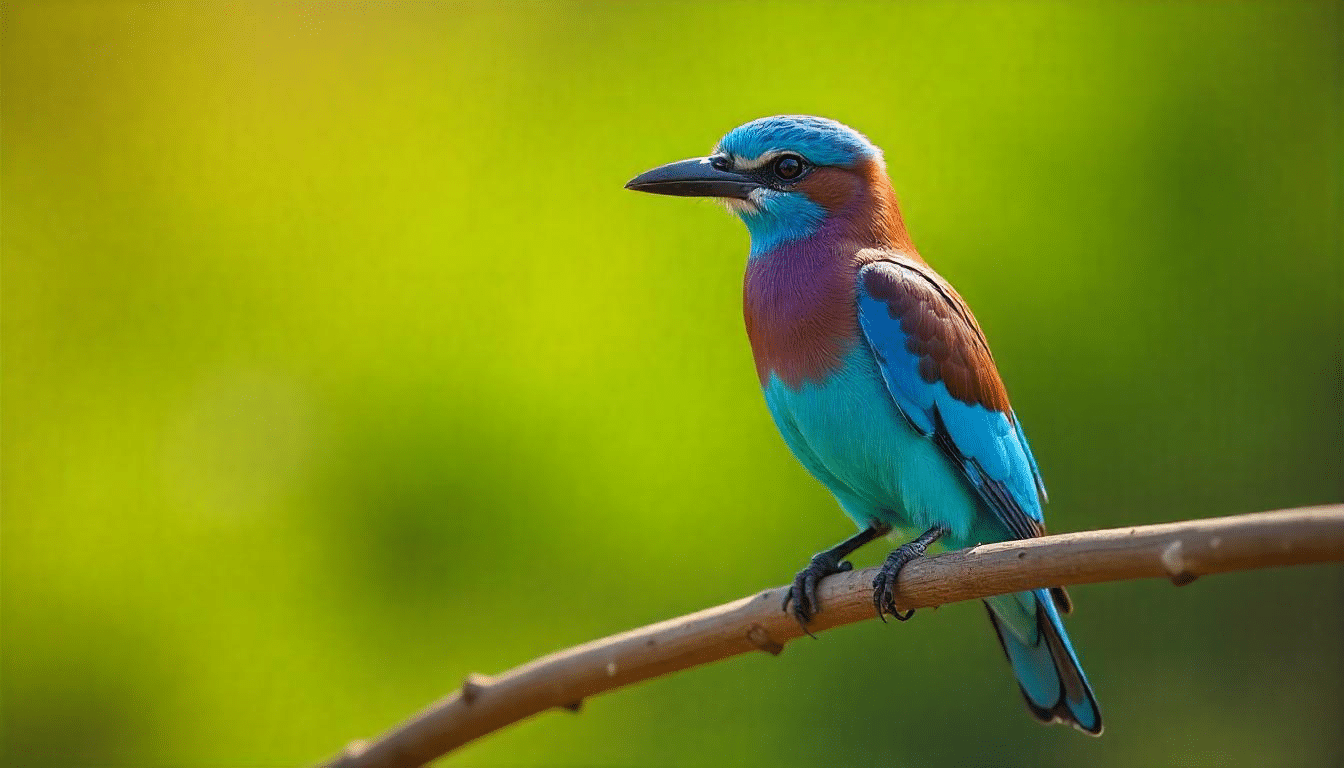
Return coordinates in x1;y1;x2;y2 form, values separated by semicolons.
318;505;1344;768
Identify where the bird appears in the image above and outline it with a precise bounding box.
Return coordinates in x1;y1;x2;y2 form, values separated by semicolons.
624;115;1101;735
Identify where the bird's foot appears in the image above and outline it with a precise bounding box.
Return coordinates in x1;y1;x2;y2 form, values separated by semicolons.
872;525;947;622
782;550;853;636
779;522;889;638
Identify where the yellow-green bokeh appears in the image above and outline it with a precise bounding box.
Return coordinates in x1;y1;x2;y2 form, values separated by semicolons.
4;2;1341;766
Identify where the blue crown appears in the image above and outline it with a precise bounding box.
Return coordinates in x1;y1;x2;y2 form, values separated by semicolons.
716;115;879;167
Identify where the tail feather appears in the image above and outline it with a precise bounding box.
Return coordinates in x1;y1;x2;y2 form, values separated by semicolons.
985;589;1102;735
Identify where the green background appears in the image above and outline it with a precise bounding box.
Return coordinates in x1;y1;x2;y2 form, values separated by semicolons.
4;2;1341;766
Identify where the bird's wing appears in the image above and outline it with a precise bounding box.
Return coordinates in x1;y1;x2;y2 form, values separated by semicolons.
856;255;1048;539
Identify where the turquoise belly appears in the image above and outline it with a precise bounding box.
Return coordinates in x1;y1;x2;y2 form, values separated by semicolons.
762;346;991;547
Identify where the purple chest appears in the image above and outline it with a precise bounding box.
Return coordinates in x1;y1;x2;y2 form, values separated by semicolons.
742;241;871;389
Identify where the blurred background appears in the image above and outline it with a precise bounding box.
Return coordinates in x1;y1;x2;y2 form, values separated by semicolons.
4;2;1341;766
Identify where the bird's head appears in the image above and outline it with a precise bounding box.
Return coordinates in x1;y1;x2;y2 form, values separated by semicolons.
626;115;909;256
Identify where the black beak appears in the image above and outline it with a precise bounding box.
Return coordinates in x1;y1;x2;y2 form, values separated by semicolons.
624;157;759;200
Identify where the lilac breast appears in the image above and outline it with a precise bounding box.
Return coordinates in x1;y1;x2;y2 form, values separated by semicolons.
742;231;872;389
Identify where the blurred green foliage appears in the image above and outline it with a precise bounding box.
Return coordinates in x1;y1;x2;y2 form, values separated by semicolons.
3;2;1341;766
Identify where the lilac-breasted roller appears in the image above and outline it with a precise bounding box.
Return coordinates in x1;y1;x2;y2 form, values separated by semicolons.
625;115;1101;734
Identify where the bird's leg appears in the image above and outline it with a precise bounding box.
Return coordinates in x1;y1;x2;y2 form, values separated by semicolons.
872;524;948;622
784;521;890;635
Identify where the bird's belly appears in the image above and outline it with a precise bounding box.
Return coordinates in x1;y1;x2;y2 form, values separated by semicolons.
762;346;983;543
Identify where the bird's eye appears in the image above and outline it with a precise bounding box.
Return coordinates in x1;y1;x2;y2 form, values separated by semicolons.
772;154;805;181
710;155;731;171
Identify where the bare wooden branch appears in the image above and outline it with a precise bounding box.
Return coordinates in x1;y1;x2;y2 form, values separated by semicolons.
318;505;1344;768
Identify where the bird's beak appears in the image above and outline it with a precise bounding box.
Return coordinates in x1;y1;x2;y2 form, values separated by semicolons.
624;157;759;200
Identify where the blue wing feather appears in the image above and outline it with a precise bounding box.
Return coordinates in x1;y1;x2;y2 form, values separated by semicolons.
857;257;1102;734
855;259;1046;539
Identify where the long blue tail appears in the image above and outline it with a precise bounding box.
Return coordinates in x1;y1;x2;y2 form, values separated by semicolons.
984;588;1102;735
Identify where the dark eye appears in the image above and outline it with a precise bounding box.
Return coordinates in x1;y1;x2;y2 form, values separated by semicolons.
772;154;805;180
710;155;731;170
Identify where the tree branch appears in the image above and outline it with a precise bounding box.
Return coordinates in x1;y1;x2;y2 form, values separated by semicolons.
318;505;1344;768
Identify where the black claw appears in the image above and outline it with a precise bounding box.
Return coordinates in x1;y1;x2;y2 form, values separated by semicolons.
872;557;914;620
871;525;947;623
784;569;815;638
804;576;819;617
784;552;851;633
872;569;904;621
782;524;890;635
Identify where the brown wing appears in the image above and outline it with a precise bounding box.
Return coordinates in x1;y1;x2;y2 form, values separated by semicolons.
859;252;1011;412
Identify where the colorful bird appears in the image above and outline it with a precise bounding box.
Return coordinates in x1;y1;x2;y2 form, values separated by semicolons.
625;115;1101;734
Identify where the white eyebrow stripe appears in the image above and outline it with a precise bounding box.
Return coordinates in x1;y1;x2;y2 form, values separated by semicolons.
730;150;788;171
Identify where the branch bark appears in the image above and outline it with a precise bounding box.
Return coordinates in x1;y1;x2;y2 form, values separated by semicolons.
318;505;1344;768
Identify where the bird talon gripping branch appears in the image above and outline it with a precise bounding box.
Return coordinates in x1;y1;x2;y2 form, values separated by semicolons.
628;116;1103;735
783;550;848;630
871;525;947;621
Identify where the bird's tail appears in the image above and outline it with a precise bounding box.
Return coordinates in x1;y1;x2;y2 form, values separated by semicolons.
984;588;1102;735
